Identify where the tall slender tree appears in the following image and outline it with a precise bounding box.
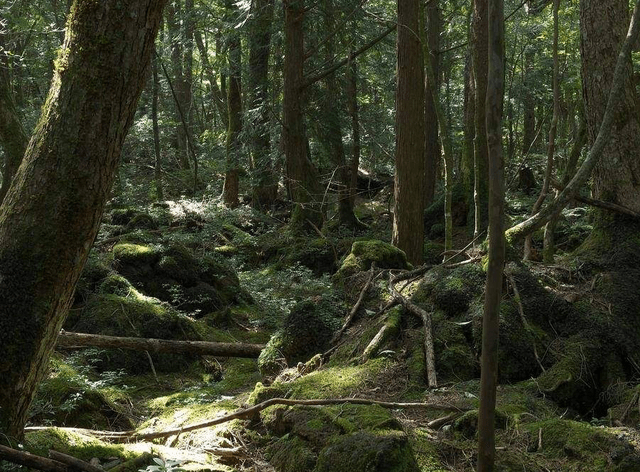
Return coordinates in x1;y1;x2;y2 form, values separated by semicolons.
424;0;441;208
248;0;277;208
0;0;166;440
283;0;324;233
478;0;505;468
472;0;489;239
393;0;425;265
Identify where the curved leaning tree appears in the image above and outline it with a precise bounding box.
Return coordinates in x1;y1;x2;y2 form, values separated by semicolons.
0;0;167;441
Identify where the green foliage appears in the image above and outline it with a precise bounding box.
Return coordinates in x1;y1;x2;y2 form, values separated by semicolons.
139;457;185;472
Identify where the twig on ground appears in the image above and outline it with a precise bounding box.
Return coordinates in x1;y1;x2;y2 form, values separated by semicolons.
388;276;438;388
333;265;378;343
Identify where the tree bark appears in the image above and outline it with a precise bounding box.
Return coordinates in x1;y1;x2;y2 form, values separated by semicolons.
478;0;505;469
57;332;265;358
0;31;29;205
392;0;425;265
347;52;361;207
222;0;242;209
194;31;228;130
424;0;441;208
472;0;490;239
581;0;640;218
283;0;325;233
248;0;277;209
0;0;166;440
152;52;164;201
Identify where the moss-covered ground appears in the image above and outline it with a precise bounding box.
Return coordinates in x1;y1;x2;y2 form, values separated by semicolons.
11;197;640;472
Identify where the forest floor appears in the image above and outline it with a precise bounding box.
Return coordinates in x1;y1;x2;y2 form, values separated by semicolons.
10;188;640;472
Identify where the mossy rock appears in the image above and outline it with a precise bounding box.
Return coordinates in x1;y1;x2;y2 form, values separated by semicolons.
412;264;485;317
423;240;445;265
75;252;111;301
283;238;339;275
99;273;135;297
64;293;201;373
29;358;133;430
112;243;161;266
110;208;139;226
267;435;318;472
450;409;508;440
314;430;419;472
524;419;634;466
125;213;158;231
258;296;343;377
334;240;409;284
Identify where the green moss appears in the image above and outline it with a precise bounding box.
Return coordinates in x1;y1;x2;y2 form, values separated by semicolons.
267;436;317;472
24;428;132;461
112;243;160;265
314;430;420;472
98;273;134;296
334;240;409;284
408;428;449;472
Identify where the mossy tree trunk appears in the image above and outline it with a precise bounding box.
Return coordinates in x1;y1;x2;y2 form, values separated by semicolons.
0;31;29;205
478;0;505;469
581;0;640;221
283;0;325;233
0;0;166;441
222;0;242;209
248;0;278;209
393;0;425;266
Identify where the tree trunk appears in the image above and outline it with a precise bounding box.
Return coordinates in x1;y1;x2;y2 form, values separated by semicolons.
166;0;189;169
347;52;360;207
320;0;360;229
223;1;242;209
392;0;425;265
0;0;166;440
477;0;505;469
152;52;164;201
249;0;278;209
463;50;476;229
424;0;440;208
472;0;489;239
194;31;228;130
283;0;324;233
581;0;640;219
0;31;29;205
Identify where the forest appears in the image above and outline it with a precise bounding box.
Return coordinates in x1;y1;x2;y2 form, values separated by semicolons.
1;0;640;470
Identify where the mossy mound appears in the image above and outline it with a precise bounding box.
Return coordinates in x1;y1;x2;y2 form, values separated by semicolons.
112;242;248;316
258;295;343;377
334;240;409;285
29;357;133;430
24;428;132;462
64;292;202;373
315;430;419;472
263;404;419;472
412;264;485;317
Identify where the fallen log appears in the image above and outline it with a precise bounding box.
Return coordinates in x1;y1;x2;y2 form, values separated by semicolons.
0;444;68;472
56;332;265;358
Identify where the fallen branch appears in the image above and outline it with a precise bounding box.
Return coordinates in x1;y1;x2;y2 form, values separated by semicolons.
505;272;545;373
0;444;67;472
388;276;438;388
48;451;104;472
333;265;378;343
56;332;265;358
26;397;469;443
360;306;402;362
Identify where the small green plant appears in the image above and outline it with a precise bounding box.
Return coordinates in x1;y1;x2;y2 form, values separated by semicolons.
139;457;185;472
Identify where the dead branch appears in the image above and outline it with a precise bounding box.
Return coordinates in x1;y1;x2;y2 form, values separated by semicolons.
360;307;401;362
48;451;104;472
388;276;438;388
505;272;546;372
0;444;68;472
56;332;265;358
26;397;469;443
333;265;377;343
427;412;462;429
550;178;640;218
